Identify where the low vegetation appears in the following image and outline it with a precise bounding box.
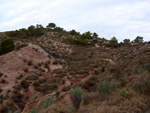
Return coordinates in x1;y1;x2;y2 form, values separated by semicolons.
0;22;149;113
70;87;83;111
97;81;120;99
0;38;15;55
39;96;55;108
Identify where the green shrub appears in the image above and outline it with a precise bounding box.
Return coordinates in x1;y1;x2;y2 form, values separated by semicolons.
24;68;28;73
26;75;38;80
34;65;38;69
44;61;50;69
143;62;150;73
7;24;44;38
134;62;150;74
8;110;13;113
28;25;43;37
53;60;59;65
83;93;94;105
38;63;42;67
89;76;98;81
64;37;88;46
97;81;120;99
133;36;143;43
92;32;98;37
81;31;93;39
0;79;6;83
14;110;21;113
123;39;130;44
28;60;33;66
0;38;15;55
109;37;119;48
46;23;56;29
0;88;3;93
75;38;88;45
21;80;29;89
97;81;110;99
0;72;3;78
133;83;143;94
53;27;64;32
109;67;123;79
69;29;80;35
82;80;97;91
70;87;83;110
120;90;126;97
34;27;44;37
39;96;55;108
7;30;20;37
28;109;37;113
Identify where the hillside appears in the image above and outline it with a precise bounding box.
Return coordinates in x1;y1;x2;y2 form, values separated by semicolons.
0;25;150;113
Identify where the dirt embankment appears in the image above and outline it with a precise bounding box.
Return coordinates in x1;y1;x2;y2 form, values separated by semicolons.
0;46;49;94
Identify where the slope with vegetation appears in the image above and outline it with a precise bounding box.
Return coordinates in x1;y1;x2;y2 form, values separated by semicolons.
0;23;149;113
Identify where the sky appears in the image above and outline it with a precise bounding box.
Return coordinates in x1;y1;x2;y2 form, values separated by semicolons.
0;0;150;42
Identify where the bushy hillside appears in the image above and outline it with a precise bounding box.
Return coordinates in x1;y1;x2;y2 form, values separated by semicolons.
0;23;150;113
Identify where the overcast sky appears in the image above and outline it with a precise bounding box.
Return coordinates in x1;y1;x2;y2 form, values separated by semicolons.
0;0;150;41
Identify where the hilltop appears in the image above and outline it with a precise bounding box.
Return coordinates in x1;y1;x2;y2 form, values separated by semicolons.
0;23;150;113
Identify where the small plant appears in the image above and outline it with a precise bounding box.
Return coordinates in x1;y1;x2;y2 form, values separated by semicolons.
16;74;23;80
47;23;56;29
82;79;97;91
39;96;55;108
46;60;51;64
0;38;15;55
89;76;98;81
53;60;59;65
44;61;50;69
28;60;33;66
71;107;76;113
24;68;28;73
23;59;27;62
133;83;143;94
109;67;123;79
94;70;100;75
21;80;29;89
123;39;130;44
97;81;119;99
38;63;42;67
33;81;40;87
0;72;3;78
109;37;119;48
133;36;143;43
1;79;6;84
143;62;150;73
34;65;38;69
8;110;13;113
83;93;94;105
26;75;38;80
70;87;83;111
37;73;42;76
120;90;126;97
47;55;51;58
0;88;3;93
28;109;37;113
14;110;21;113
97;81;110;99
48;41;51;44
63;36;89;46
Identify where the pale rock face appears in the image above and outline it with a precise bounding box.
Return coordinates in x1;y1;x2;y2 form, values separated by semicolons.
28;43;49;56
